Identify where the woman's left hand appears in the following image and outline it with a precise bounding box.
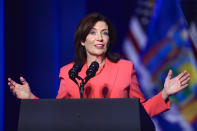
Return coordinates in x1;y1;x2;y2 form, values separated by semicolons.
162;70;190;100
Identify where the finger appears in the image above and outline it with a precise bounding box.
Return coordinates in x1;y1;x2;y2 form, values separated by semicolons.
8;82;15;91
8;80;18;96
8;78;18;87
20;76;27;85
173;84;188;94
180;84;189;90
179;73;190;82
181;77;190;85
8;77;11;82
8;81;14;87
166;69;173;80
8;78;14;84
176;70;187;80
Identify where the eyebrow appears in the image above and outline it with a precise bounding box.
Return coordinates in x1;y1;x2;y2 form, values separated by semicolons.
91;28;108;31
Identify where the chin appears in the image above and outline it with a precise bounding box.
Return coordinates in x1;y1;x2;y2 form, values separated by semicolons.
92;51;106;57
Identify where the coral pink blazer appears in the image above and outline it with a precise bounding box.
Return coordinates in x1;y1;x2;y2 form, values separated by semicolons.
57;58;170;117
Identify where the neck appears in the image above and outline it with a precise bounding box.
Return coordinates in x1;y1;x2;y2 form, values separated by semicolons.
86;55;105;67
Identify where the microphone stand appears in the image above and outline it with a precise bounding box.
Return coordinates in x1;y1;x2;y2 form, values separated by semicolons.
78;77;89;99
76;76;85;99
71;61;99;99
79;79;85;99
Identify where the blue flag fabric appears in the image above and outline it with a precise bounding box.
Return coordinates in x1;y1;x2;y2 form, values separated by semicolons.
123;0;197;130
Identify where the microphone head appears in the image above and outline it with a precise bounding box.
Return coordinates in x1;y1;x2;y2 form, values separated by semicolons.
69;63;83;80
86;61;99;78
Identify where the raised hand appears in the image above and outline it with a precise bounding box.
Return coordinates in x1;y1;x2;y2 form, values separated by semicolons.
8;77;35;99
162;70;190;100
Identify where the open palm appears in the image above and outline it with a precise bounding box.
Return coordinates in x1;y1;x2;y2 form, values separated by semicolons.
162;70;190;100
8;77;34;99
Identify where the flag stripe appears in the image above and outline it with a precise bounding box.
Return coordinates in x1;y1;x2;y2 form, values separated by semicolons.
142;39;168;65
129;17;147;50
128;30;140;54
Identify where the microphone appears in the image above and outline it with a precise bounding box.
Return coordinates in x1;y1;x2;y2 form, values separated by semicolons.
84;61;99;84
77;61;99;99
68;63;83;85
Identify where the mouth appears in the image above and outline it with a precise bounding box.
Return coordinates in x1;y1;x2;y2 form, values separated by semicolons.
95;44;104;49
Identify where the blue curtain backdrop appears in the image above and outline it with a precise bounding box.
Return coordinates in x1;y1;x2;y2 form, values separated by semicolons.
0;0;4;130
2;0;197;131
4;0;86;130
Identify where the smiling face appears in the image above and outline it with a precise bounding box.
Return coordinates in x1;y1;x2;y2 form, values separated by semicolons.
81;21;109;59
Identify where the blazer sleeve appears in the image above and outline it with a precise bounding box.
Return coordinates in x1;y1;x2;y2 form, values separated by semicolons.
56;67;69;99
129;63;170;118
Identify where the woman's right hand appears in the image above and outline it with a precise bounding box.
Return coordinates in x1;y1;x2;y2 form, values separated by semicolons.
8;77;35;99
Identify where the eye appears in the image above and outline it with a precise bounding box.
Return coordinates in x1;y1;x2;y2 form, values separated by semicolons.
89;30;96;35
102;31;109;36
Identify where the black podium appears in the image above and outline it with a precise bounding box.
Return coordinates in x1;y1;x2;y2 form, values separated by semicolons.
18;98;155;131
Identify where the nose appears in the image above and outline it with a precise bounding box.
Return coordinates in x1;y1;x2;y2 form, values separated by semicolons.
96;33;103;42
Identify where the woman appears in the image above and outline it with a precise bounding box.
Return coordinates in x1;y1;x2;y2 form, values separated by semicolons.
8;13;190;118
